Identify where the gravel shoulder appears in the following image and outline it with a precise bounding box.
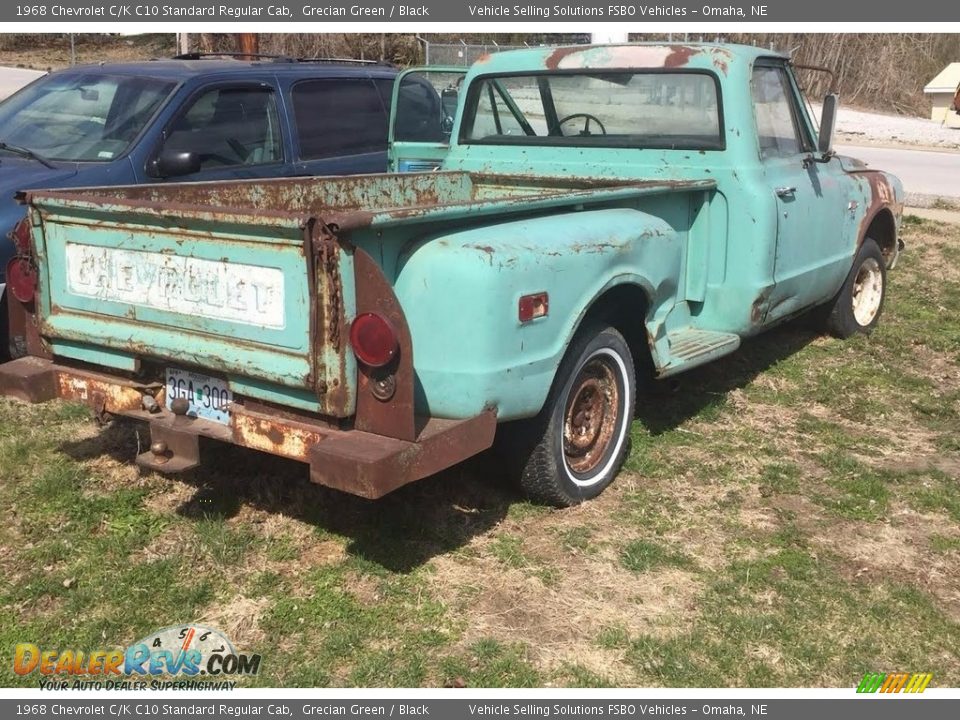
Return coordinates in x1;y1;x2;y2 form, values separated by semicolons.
813;102;960;151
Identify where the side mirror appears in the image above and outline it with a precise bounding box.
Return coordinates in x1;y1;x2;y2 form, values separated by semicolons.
440;88;459;119
440;88;459;137
818;94;838;155
148;150;201;179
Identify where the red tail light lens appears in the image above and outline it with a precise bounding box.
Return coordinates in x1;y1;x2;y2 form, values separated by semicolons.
6;256;38;303
349;313;398;368
10;216;31;254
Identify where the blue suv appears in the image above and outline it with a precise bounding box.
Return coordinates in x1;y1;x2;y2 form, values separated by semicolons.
0;54;407;357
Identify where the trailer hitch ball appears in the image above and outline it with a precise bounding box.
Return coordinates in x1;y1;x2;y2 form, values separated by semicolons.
170;397;190;416
149;441;170;464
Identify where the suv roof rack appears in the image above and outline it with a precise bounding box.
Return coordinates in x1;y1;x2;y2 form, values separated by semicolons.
170;52;392;66
171;52;286;61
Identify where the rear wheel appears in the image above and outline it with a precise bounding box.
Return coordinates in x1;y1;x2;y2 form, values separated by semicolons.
512;324;636;507
823;238;887;338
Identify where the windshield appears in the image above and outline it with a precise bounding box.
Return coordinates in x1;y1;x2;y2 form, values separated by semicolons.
0;72;175;162
462;71;723;150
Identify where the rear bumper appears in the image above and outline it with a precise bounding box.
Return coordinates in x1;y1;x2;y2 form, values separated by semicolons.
0;357;496;499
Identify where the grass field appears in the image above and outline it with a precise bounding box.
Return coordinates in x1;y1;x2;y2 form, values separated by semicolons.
1;218;958;688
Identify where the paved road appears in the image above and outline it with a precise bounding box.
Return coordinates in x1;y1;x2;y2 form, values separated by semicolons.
836;144;960;200
0;66;45;100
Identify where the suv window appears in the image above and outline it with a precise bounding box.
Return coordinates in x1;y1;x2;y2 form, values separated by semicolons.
161;86;282;170
751;66;805;159
293;79;388;159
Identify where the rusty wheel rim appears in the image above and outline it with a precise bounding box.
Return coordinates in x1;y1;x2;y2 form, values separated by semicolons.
852;257;883;327
563;353;622;479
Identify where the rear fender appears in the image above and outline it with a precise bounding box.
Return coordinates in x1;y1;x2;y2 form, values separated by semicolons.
392;207;684;421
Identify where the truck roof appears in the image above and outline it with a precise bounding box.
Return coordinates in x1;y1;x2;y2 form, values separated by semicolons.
46;58;399;82
470;42;788;76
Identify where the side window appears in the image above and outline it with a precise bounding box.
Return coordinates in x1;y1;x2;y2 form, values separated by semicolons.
292;79;388;159
751;66;803;159
392;76;446;142
162;86;282;170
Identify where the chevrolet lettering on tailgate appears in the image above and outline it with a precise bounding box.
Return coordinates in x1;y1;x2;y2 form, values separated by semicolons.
64;243;286;328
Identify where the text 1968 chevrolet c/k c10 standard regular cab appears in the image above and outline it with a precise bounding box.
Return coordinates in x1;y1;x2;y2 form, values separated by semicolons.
1;44;903;506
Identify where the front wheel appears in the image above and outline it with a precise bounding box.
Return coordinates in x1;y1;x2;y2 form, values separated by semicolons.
513;324;636;507
822;238;887;339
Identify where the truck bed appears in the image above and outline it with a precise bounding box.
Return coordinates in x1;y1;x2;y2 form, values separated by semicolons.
24;171;715;233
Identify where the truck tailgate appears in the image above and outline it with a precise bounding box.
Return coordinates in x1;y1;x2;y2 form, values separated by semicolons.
28;194;353;417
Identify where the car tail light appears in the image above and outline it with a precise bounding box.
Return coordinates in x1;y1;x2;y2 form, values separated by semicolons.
349;313;398;368
10;216;31;254
6;256;38;304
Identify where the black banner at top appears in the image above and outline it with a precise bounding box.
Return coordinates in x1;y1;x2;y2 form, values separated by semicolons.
1;0;958;23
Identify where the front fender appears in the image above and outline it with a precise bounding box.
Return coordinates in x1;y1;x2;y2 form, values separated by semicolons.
845;168;905;269
393;208;683;420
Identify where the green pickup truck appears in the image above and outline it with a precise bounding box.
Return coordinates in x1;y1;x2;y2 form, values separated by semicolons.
1;43;904;507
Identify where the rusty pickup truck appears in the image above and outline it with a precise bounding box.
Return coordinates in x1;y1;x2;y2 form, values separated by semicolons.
1;44;904;506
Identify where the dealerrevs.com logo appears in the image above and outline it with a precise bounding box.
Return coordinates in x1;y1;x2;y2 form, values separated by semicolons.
14;625;261;690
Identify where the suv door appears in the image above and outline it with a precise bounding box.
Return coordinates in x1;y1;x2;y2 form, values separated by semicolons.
751;62;853;323
388;68;467;172
289;77;390;176
147;81;287;182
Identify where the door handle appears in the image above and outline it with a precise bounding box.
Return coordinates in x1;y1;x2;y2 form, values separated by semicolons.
776;186;797;198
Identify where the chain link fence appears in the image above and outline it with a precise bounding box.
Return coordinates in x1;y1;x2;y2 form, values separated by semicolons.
422;42;536;66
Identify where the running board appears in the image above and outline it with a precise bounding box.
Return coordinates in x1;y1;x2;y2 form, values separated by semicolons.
656;329;741;379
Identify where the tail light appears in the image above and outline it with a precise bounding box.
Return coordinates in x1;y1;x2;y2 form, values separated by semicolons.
10;216;31;254
6;256;38;304
6;216;38;304
349;313;398;368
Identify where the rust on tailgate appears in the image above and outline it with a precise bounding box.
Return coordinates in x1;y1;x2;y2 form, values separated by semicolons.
309;220;352;413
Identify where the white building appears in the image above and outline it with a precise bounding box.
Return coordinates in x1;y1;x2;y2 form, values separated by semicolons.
924;63;960;128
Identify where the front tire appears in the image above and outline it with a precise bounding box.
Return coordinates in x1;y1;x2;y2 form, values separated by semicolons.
515;324;636;507
823;238;887;339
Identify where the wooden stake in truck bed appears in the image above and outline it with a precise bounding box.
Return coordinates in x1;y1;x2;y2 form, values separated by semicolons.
2;43;904;507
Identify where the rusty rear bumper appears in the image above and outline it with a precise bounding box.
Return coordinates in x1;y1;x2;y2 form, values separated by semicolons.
0;357;497;499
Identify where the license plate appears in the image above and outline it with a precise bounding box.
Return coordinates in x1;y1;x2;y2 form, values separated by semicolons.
165;368;232;425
